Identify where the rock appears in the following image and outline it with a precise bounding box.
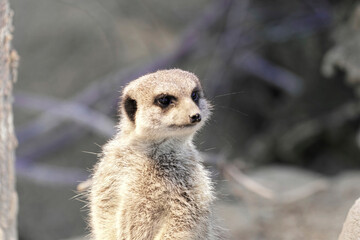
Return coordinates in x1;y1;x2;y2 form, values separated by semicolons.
338;198;360;239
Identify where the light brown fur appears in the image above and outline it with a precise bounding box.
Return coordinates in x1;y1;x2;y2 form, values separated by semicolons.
89;69;223;240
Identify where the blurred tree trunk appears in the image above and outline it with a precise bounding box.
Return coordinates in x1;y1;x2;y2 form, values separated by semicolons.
0;0;18;239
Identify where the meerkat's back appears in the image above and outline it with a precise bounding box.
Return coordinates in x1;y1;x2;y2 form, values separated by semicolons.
89;69;224;240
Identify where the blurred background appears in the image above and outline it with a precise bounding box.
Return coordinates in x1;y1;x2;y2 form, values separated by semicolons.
10;0;360;239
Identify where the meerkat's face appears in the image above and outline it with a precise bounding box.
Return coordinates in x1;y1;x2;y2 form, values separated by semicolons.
120;69;211;140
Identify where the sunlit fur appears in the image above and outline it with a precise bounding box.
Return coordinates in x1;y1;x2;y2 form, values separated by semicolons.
89;69;223;240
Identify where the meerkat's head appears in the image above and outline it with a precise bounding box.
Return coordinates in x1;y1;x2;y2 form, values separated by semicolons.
118;69;211;141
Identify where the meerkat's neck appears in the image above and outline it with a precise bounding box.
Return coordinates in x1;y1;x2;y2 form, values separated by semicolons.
117;131;196;158
148;137;194;156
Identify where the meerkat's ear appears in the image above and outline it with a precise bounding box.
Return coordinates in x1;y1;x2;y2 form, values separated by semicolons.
123;96;137;122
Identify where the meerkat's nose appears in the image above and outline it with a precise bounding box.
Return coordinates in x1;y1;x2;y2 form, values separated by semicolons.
189;113;201;123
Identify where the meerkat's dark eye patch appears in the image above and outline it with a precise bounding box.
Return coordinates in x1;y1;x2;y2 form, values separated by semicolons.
191;88;201;104
154;94;176;108
124;96;137;122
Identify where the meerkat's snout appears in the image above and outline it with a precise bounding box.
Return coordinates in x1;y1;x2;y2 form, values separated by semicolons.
189;113;201;123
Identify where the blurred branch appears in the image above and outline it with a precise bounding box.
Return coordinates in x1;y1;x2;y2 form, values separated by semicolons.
223;164;329;204
279;101;360;158
16;160;88;186
224;164;276;200
14;91;116;140
204;2;328;97
264;11;331;42
18;125;84;165
234;51;304;96
247;101;360;164
204;0;250;94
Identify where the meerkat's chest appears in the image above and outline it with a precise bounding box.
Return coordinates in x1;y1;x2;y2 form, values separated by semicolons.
151;154;197;187
124;151;212;204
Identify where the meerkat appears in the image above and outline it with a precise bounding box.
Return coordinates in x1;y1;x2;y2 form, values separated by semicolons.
89;69;224;240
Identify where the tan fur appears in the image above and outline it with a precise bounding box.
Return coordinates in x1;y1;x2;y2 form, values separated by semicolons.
89;69;224;240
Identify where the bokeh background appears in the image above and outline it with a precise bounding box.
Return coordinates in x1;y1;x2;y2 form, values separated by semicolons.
10;0;360;239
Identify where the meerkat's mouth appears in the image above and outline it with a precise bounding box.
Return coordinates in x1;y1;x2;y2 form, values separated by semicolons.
169;123;197;129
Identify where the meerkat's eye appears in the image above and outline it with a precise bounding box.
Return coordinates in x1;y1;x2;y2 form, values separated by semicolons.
155;95;175;108
191;91;200;103
158;96;170;106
